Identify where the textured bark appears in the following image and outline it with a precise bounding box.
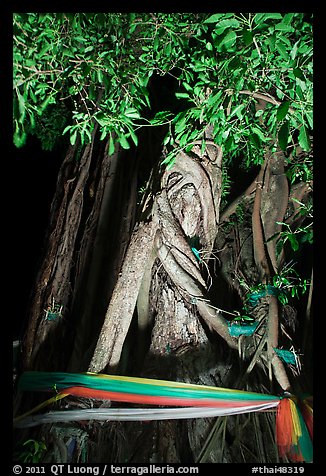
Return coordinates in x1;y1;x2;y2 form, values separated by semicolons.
260;152;289;273
252;158;270;281
88;220;158;373
104;141;241;463
88;139;240;376
215;151;304;392
22;133;97;370
15;121;312;463
67;140;121;371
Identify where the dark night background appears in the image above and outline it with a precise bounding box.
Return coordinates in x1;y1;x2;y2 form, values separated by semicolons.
11;137;64;341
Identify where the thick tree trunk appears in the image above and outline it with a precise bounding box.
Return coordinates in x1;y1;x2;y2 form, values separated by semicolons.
22;137;97;371
86;138;241;463
86;137;282;463
21;128;139;373
15;125;312;463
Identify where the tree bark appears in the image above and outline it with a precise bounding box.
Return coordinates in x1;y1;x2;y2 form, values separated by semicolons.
22;134;97;370
15;126;312;463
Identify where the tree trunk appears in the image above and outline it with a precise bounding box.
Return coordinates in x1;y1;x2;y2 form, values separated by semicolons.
15;125;312;463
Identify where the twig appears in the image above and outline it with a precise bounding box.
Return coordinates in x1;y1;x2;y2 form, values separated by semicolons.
303;268;313;353
239;90;295;113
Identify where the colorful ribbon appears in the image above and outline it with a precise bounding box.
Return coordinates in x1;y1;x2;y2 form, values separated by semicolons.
14;404;278;428
276;396;313;463
14;371;313;463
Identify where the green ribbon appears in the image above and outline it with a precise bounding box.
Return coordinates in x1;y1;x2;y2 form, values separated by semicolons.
18;371;278;402
191;247;201;262
228;322;258;337
247;285;282;307
273;348;296;366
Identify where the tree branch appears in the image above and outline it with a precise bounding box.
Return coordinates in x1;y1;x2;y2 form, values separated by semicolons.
239;90;295;113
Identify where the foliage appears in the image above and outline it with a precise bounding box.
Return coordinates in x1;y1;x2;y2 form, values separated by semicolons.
275;197;313;253
30;102;70;150
14;439;47;463
13;14;313;463
13;13;313;294
13;13;203;150
240;260;310;308
286;153;313;185
13;13;313;173
160;13;313;168
271;261;310;305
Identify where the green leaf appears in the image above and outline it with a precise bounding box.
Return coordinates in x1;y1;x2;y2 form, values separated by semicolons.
288;233;299;252
29;110;35;128
214;18;240;31
124;108;140;119
274;22;294;32
203;14;224;24
295;79;306;99
17;91;25;117
62;125;72;135
39;95;56;114
149;111;174;125
242;29;253;46
229;104;244;119
175;92;190;99
305;110;313;130
79;129;85;146
182;82;193;92
267;34;276;51
224;135;234;152
298;126;311;152
81;62;92;77
250;132;261;149
275;40;289;61
290;41;299;61
217;30;237;51
282;13;295;25
173;111;187;130
39;41;52;56
84;127;92;144
95;112;108;127
206;90;222;107
109;133;115;155
163;134;171;146
70;130;78;146
13;128;27;148
254;13;283;24
164;42;172;56
97;69;104;83
129;129;138;146
119;134;130;149
153;35;159;51
276;101;290;122
228;56;241;70
278;121;289;151
251;127;266;142
99;127;108;141
293;68;305;81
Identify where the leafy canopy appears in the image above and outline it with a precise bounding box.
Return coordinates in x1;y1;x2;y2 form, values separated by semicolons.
13;12;313;169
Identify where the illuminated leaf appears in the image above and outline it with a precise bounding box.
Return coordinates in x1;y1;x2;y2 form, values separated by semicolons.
298;125;311;152
277;101;291;121
278;121;289;151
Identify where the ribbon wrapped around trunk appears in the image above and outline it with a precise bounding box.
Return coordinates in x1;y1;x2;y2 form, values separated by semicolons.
14;371;313;463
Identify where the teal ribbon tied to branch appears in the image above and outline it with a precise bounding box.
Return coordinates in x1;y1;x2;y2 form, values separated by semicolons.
188;235;202;263
191;247;201;262
228;321;258;337
274;348;297;366
247;284;284;307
